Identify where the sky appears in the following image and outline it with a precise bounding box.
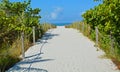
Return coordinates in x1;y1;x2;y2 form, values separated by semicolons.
10;0;102;24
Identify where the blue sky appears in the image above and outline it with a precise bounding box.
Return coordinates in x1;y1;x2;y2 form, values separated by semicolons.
10;0;102;23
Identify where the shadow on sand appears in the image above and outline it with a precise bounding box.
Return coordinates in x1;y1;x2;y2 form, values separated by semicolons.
7;65;48;72
36;33;59;44
7;30;58;72
7;58;54;72
36;31;59;54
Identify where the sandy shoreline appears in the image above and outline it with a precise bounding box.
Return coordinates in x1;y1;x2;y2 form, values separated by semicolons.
7;26;119;72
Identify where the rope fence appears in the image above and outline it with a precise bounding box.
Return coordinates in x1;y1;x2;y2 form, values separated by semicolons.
66;22;120;58
89;24;118;56
0;27;35;59
0;26;41;71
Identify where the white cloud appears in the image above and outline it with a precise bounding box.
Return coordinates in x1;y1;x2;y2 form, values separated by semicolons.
42;7;63;21
51;12;57;19
50;7;63;20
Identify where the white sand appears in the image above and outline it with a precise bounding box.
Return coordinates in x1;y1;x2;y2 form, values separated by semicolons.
8;26;120;72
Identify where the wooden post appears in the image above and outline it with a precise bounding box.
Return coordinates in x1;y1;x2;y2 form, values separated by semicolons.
21;32;25;59
78;23;80;31
82;23;84;33
95;27;98;48
88;25;90;36
33;26;35;45
77;23;79;30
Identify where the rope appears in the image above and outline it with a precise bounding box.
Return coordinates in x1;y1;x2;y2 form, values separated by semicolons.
0;26;54;56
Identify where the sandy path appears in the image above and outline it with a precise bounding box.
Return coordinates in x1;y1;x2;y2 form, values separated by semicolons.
8;26;119;72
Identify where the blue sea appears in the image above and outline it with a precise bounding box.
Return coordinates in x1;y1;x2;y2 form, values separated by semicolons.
52;23;71;26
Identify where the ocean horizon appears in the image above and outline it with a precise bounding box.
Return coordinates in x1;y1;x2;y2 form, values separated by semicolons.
52;23;72;26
